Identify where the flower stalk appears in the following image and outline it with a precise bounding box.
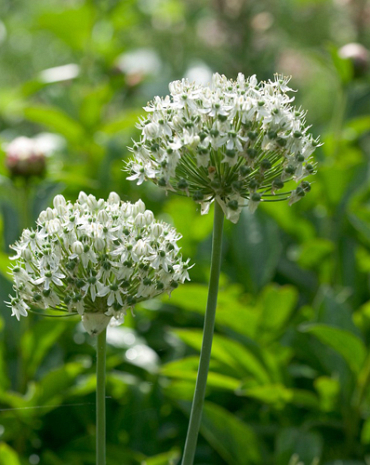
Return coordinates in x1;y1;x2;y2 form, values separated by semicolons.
96;328;107;465
181;202;224;465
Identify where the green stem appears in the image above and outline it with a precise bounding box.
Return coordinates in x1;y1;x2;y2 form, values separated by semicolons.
96;328;107;465
181;201;224;465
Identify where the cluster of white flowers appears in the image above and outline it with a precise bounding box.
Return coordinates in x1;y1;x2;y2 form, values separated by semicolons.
6;193;191;335
126;73;319;222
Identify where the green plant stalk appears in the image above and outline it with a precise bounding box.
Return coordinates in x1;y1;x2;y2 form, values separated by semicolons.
181;201;224;465
96;328;107;465
17;182;31;393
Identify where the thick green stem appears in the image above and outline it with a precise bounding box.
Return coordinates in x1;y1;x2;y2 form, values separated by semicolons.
181;201;224;465
96;328;107;465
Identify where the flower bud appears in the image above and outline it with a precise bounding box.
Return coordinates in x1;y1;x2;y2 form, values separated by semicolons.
108;192;120;204
45;208;55;221
133;239;149;257
144;210;154;225
95;237;105;251
5;137;46;179
339;43;369;78
87;195;98;210
135;213;146;228
22;249;33;261
143;122;159;140
78;191;88;204
151;224;163;238
97;210;109;223
72;241;84;255
48;218;61;234
38;211;47;223
132;199;146;216
53;195;66;214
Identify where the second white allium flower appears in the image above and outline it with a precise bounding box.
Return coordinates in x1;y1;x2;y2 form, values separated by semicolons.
126;73;320;222
6;192;191;335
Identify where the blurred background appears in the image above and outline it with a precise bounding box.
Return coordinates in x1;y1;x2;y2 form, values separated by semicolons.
0;0;370;464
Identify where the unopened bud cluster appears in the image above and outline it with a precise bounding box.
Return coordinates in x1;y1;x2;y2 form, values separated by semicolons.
5;137;46;179
127;73;319;222
6;192;191;334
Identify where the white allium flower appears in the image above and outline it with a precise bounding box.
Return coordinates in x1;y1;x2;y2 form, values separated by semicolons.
126;73;320;223
6;192;191;335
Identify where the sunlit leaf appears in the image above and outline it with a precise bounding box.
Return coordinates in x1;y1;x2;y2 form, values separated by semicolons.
141;449;180;465
23;106;85;144
0;443;21;465
161;356;240;390
174;329;271;383
300;323;366;374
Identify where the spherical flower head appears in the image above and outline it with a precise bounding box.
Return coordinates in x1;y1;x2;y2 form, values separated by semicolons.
6;192;191;335
126;73;320;223
5;137;46;179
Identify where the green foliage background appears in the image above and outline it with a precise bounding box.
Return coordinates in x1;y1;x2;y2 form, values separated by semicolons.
0;0;370;463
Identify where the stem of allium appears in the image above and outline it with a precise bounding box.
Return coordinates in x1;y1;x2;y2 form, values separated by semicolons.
96;328;107;465
181;201;224;465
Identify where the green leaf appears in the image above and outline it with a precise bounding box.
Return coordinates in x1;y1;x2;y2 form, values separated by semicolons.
0;443;21;465
0;252;11;280
23;106;85;144
161;356;241;390
21;319;70;378
296;238;334;269
141;449;180;465
300;323;366;374
168;283;258;338
174;329;271;383
37;5;94;50
256;284;298;340
201;402;260;464
101;110;143;135
33;362;86;407
229;208;282;294
240;383;319;409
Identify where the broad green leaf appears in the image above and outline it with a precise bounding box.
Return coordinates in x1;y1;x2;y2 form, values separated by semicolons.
229;209;282;294
101;110;143;135
161;356;240;390
37;5;94;50
21;319;70;378
141;449;180;465
33;362;86;407
296;238;334;269
347;116;370;138
79;84;113;129
301;323;366;374
0;252;11;280
240;383;319;409
174;329;271;383
256;284;298;339
201;402;260;464
168;283;258;338
23;106;85;144
0;443;21;465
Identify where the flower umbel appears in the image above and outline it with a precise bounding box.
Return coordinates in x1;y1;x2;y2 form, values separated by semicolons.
126;73;319;222
6;192;191;334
